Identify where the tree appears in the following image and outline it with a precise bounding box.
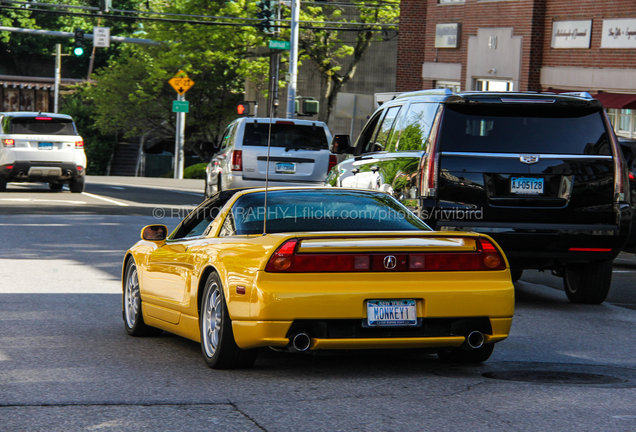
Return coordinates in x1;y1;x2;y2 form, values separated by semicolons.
86;0;270;155
292;1;399;123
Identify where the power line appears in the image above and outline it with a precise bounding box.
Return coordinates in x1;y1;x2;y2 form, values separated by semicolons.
0;5;398;32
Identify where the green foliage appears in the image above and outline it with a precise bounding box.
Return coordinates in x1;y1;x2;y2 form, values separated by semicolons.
59;83;117;175
161;162;207;179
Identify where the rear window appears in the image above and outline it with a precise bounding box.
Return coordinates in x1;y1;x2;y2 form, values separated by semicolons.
229;190;431;235
7;117;77;135
440;105;610;155
243;123;328;150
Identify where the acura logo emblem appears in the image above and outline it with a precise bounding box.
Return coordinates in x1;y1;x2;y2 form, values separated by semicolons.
383;255;397;269
520;155;540;164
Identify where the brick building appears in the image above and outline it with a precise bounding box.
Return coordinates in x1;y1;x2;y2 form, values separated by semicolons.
397;0;636;139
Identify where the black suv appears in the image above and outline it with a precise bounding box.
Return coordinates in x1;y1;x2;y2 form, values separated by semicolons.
327;90;631;304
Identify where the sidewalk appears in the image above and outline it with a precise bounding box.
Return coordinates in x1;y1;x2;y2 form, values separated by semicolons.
86;176;205;193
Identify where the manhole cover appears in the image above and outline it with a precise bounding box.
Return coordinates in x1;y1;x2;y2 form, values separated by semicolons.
483;370;625;385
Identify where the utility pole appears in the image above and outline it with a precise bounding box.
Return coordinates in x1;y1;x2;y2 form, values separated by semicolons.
54;44;61;113
285;0;299;119
175;93;186;179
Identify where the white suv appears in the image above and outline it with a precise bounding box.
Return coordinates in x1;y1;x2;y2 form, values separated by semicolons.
0;112;86;192
204;117;335;198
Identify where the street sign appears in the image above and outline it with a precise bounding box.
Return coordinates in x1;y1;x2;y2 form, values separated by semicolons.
172;100;189;113
269;40;290;50
168;70;195;95
94;27;110;48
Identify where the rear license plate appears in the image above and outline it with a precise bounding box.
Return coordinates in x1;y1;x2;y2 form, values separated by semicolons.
511;177;544;194
366;299;417;327
38;142;53;150
275;162;296;174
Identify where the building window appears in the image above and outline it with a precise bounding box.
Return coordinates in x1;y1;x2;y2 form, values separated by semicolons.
607;108;636;139
435;81;461;92
475;79;513;91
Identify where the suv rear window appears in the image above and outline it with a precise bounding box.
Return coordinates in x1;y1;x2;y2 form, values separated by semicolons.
440;105;610;155
6;117;77;135
243;123;328;150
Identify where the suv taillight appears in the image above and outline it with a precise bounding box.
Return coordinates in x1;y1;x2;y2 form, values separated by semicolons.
75;140;84;149
604;112;628;203
231;150;243;171
328;154;337;174
420;109;444;198
2;139;15;147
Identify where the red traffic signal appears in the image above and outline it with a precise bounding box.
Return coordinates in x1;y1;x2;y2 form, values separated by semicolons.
237;102;250;115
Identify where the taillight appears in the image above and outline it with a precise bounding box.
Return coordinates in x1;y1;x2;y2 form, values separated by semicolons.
630;171;635;181
231;150;243;171
2;139;15;147
328;154;337;174
420;108;443;198
75;140;84;148
35;117;52;120
77;166;84;173
604;112;627;203
265;237;507;272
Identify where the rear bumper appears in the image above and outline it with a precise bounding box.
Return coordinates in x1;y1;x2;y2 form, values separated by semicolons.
0;161;82;182
436;220;629;269
225;174;325;189
230;270;515;349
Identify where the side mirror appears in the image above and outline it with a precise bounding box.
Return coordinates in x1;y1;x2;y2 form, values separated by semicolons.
331;135;352;154
141;224;168;242
201;140;219;153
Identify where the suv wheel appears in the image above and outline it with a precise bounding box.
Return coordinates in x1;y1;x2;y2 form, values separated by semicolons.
0;177;6;192
563;260;612;304
69;176;85;193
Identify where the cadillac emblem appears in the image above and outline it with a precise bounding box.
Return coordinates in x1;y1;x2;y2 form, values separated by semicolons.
520;155;540;164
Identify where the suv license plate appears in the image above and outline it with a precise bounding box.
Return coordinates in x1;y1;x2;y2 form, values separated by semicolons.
38;142;53;150
275;162;296;174
511;177;544;195
366;299;417;327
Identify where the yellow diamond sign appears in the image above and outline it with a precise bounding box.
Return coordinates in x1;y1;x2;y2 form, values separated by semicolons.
169;70;194;95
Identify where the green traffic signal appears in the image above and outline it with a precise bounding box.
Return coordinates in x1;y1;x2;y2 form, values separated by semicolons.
73;28;85;57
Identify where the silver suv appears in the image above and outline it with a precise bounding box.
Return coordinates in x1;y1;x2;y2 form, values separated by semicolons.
204;118;335;198
0;112;86;192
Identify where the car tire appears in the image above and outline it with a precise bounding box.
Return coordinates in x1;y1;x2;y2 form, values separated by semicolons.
49;182;63;191
437;343;495;364
200;272;258;369
203;179;211;199
563;260;612;304
123;259;162;337
69;176;85;193
510;269;523;282
0;177;6;192
216;176;222;193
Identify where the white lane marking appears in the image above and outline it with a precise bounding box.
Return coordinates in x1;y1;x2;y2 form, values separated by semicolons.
81;192;129;207
88;181;204;194
612;270;635;273
0;223;70;227
77;250;127;253
108;186;126;190
0;198;85;204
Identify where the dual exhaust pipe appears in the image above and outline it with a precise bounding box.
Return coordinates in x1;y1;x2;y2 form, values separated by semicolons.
289;330;484;352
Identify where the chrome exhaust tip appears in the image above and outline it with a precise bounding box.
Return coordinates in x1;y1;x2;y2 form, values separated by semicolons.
465;331;485;349
291;333;311;352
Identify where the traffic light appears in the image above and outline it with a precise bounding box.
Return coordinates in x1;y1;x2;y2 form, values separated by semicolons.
237;102;250;116
73;29;85;56
256;0;275;34
99;0;111;12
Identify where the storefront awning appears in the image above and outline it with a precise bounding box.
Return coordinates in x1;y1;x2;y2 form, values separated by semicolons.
592;93;636;110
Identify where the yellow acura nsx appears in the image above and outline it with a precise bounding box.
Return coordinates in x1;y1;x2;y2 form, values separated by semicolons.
122;188;514;369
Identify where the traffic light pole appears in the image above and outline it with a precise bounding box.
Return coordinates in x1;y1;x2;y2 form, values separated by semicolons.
54;43;61;113
285;0;299;119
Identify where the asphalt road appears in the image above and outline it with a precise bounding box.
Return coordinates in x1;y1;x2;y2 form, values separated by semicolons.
1;177;636;431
